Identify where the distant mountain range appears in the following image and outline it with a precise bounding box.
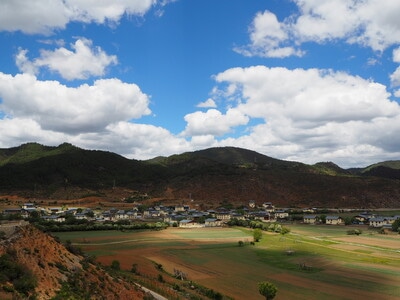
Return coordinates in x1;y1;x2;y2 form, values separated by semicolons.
1;143;399;208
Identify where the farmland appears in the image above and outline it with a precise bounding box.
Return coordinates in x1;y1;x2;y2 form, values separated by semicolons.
54;225;400;300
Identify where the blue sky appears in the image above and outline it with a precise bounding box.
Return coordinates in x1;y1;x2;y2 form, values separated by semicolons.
1;0;400;168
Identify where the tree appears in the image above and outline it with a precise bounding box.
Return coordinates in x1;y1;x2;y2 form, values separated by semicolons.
131;263;139;274
253;228;262;242
392;219;400;233
258;282;277;300
110;260;120;271
280;226;290;235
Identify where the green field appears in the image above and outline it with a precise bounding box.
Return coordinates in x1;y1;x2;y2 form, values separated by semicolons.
54;225;400;300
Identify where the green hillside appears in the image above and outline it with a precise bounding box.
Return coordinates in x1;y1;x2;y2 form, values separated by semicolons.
0;143;399;207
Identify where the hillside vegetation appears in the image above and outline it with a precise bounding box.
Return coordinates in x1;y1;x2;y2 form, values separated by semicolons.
0;143;399;208
0;223;144;299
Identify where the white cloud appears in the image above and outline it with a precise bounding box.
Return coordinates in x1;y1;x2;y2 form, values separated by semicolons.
15;49;37;75
391;47;400;88
0;73;151;134
211;66;400;167
394;47;400;63
74;121;191;160
182;108;249;137
0;0;157;34
196;98;217;108
0;117;67;148
234;10;303;58
390;67;400;88
16;38;118;80
0;118;192;160
239;0;400;58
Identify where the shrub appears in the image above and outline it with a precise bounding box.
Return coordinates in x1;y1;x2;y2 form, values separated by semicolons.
347;229;362;235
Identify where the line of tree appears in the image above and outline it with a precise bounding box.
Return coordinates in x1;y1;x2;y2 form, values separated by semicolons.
228;218;290;234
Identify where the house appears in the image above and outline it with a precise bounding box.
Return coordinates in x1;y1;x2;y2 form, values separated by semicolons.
384;216;397;224
3;208;22;215
174;205;186;212
179;219;202;228
22;203;35;210
215;211;231;221
115;210;129;220
303;215;319;224
47;207;62;215
275;210;289;219
325;216;343;225
204;218;222;227
262;202;275;212
369;217;388;228
252;211;272;222
230;213;246;220
354;212;375;224
75;213;87;220
248;200;256;208
42;215;65;223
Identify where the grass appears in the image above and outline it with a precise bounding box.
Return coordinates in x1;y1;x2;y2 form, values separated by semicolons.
54;225;400;299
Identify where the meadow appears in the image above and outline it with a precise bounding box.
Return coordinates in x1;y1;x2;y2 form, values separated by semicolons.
54;225;400;300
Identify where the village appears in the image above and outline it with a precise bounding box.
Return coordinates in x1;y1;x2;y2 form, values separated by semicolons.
2;199;400;231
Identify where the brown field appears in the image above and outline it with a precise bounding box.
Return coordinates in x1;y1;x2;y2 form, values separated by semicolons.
55;226;400;300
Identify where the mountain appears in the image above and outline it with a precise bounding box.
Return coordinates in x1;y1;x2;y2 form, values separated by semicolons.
0;223;145;299
360;161;400;180
0;143;399;208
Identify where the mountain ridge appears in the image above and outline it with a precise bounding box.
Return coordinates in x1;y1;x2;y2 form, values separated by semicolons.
0;143;399;208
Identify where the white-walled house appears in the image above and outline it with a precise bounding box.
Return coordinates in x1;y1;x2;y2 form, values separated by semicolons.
204;218;222;227
179;219;203;228
275;210;289;219
325;216;343;225
303;215;318;224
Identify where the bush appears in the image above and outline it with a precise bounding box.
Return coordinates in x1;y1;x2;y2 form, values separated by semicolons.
110;260;120;271
0;254;37;296
347;229;362;235
13;272;37;295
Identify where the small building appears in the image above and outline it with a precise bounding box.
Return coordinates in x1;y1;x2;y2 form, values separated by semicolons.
204;218;222;227
179;219;202;228
42;215;65;223
262;202;275;212
303;208;316;213
22;203;35;210
248;200;256;208
369;217;388;228
3;208;22;215
215;211;231;221
275;210;289;219
303;215;318;224
354;212;375;224
325;216;343;225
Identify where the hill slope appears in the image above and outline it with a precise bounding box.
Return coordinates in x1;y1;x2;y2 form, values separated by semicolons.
0;143;399;208
0;222;145;299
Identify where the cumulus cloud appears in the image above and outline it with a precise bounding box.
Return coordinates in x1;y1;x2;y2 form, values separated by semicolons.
234;10;303;58
182;108;249;137
390;47;400;89
16;38;118;80
238;0;400;58
196;98;217;108
0;73;151;134
0;0;157;34
0;117;67;148
74;121;191;160
0;118;192;160
211;66;400;167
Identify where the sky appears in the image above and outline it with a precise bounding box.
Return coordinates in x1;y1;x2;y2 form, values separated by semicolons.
1;0;400;168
